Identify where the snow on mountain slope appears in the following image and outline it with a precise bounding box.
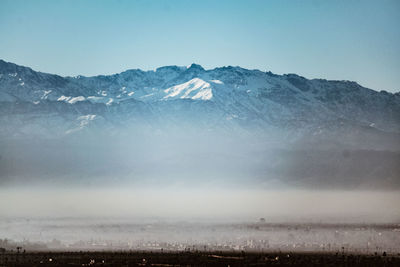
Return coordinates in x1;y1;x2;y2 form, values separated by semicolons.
163;78;213;100
0;59;399;146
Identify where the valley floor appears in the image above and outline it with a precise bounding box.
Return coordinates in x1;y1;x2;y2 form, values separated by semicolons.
1;250;399;266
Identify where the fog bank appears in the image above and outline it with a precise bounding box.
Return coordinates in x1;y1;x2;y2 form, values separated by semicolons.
1;188;399;223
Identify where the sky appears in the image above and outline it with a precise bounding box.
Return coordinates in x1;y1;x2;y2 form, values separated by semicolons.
0;0;399;92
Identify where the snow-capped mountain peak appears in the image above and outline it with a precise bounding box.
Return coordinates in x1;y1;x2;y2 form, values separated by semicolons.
163;78;212;100
0;59;399;146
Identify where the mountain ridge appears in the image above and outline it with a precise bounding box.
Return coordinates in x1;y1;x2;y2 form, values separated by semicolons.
2;59;397;93
0;59;399;150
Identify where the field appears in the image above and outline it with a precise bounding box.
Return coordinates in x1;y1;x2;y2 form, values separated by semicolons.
2;220;400;266
1;250;399;266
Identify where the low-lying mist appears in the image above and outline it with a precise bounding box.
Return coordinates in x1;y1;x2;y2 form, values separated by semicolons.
1;187;399;223
1;129;399;189
0;128;399;221
1;129;399;252
1;187;399;253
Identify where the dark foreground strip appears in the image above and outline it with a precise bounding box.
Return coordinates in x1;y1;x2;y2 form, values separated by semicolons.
0;251;399;266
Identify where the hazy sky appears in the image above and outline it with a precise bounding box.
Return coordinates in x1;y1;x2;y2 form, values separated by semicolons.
0;0;399;92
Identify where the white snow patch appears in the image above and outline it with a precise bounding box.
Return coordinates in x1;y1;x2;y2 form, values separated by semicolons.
41;90;52;99
192;89;213;100
141;93;154;98
128;92;135;96
57;95;71;102
68;96;86;104
19;82;25;86
66;114;97;134
210;80;223;84
33;101;40;105
163;78;213;100
78;114;96;121
78;114;96;127
87;96;102;100
101;91;107;96
106;98;113;105
87;96;108;104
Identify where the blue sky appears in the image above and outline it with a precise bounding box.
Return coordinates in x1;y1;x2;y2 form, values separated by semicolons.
0;0;399;92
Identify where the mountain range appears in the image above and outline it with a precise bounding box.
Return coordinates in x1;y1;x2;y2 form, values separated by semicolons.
0;59;399;188
0;59;399;150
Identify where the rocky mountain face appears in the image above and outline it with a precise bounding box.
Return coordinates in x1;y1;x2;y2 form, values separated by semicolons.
0;59;399;145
